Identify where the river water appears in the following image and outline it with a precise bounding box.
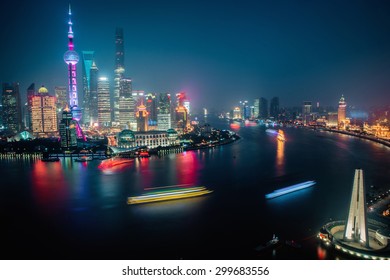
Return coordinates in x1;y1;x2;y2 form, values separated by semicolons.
1;120;389;259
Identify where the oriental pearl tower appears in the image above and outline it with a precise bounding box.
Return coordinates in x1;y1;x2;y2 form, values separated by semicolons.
64;5;82;123
63;5;85;140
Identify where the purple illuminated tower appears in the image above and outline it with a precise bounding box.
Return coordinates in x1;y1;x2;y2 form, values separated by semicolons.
63;5;82;122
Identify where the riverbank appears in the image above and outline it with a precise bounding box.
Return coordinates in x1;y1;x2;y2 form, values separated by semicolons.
309;127;390;148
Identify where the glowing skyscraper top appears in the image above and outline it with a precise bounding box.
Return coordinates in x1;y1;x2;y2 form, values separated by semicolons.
63;4;81;122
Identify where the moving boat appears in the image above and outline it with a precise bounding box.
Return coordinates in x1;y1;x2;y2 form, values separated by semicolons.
127;186;213;205
74;156;93;162
277;130;285;141
265;181;316;199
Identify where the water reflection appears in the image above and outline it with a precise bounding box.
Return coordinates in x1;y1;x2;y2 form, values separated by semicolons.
175;151;200;185
30;160;68;212
317;245;327;260
276;138;285;176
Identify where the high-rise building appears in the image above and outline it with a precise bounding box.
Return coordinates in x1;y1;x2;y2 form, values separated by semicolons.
253;98;259;118
131;90;145;130
157;93;171;131
145;93;157;127
26;83;36;130
59;105;77;149
30;86;58;137
54;86;67;128
259;97;268;119
55;86;67;112
302;101;312;125
302;101;312;115
89;61;99;126
136;102;148;132
119;78;133;129
97;77;111;127
1;82;22;134
270;97;279;120
175;105;189;134
81;51;95;125
113;27;125;125
233;107;241;119
338;95;347;129
63;5;81;122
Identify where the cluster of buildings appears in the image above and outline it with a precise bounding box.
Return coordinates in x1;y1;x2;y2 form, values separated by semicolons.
228;97;280;121
0;6;191;151
223;94;389;141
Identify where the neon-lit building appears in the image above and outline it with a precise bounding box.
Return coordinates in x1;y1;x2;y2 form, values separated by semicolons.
175;105;189;134
146;93;157;127
338;95;347;129
233;107;241;119
63;5;81;121
30;86;58;137
136;102;148;132
97;77;111;127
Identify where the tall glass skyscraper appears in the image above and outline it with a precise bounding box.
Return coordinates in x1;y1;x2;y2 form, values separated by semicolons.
98;77;111;127
1;82;22;134
113;27;125;125
157;93;172;131
59;106;77;149
81;51;95;125
119;78;133;129
89;61;99;126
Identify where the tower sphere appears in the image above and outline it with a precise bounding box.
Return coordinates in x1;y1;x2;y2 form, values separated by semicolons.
64;50;79;64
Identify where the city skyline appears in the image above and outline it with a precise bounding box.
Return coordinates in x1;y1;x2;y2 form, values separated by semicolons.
1;0;390;111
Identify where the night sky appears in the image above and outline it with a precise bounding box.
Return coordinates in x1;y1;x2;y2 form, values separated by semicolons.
1;0;390;111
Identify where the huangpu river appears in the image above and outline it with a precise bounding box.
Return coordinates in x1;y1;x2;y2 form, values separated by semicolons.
1;119;390;260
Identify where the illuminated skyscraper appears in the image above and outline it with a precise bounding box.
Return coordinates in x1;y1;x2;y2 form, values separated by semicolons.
136;102;148;132
338;95;347;128
55;86;68;112
26;83;35;130
114;27;125;125
157;93;171;131
89;61;99;126
1;82;22;134
30;86;58;137
97;77;111;127
59;105;77;149
131;90;145;130
81;51;95;125
119;78;133;129
145;93;157;127
253;98;259;118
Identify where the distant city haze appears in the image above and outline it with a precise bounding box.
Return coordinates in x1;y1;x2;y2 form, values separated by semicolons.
1;0;390;111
